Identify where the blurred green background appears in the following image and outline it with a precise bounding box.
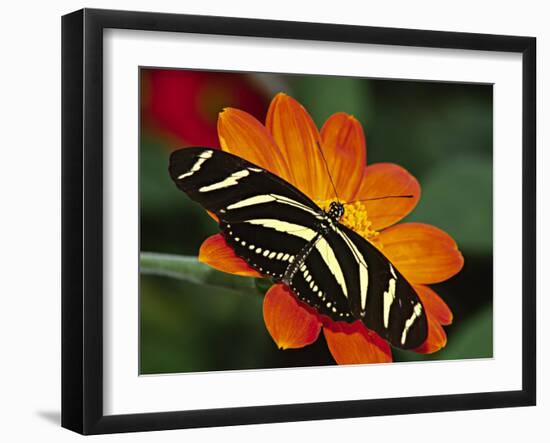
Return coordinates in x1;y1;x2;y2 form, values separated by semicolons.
139;68;493;374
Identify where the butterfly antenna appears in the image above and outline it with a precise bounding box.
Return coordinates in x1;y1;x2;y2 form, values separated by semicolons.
347;195;414;204
315;141;340;202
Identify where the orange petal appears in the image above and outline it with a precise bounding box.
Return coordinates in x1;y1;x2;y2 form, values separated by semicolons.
198;234;261;277
265;93;326;200
413;284;450;354
323;321;392;365
356;163;420;231
376;223;464;284
206;210;219;222
217;108;294;182
414;314;448;354
414;285;453;326
320;113;366;201
263;284;322;350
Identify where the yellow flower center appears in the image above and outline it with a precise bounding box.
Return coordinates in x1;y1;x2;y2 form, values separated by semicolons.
316;199;379;240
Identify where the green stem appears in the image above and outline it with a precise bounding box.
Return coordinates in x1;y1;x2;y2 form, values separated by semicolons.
140;252;261;296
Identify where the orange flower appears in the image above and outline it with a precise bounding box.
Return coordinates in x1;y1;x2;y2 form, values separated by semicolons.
199;93;463;364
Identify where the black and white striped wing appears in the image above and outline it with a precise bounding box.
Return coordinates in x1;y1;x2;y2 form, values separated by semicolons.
169;147;427;350
287;223;427;349
169;148;325;280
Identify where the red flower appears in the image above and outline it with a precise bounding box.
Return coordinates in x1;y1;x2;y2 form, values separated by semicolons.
141;69;268;148
199;93;463;364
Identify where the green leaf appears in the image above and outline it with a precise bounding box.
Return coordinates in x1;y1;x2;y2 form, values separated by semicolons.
365;83;492;177
140;274;269;374
254;277;273;295
393;306;493;362
437;306;493;360
407;154;493;255
140;252;260;296
289;76;372;128
140;137;182;214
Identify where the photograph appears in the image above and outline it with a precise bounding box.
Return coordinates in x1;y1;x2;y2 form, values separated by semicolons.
139;67;493;374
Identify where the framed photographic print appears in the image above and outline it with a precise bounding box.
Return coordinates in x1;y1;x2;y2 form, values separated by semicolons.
61;8;536;435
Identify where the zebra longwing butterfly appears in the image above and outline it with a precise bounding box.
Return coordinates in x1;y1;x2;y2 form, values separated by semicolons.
169;147;428;350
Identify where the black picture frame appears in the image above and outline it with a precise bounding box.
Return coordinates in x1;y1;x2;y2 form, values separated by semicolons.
61;8;536;435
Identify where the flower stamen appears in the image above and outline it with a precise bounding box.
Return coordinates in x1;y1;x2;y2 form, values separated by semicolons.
317;199;379;240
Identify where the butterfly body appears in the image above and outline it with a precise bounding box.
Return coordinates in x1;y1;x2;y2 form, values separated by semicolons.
169;147;427;350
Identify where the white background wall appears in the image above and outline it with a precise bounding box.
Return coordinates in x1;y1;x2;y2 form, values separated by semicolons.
0;1;546;441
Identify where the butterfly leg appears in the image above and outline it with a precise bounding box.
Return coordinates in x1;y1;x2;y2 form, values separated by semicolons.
281;233;322;286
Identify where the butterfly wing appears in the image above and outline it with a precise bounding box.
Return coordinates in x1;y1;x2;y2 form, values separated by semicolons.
169;148;326;280
169;147;428;350
286;222;427;349
338;224;428;349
